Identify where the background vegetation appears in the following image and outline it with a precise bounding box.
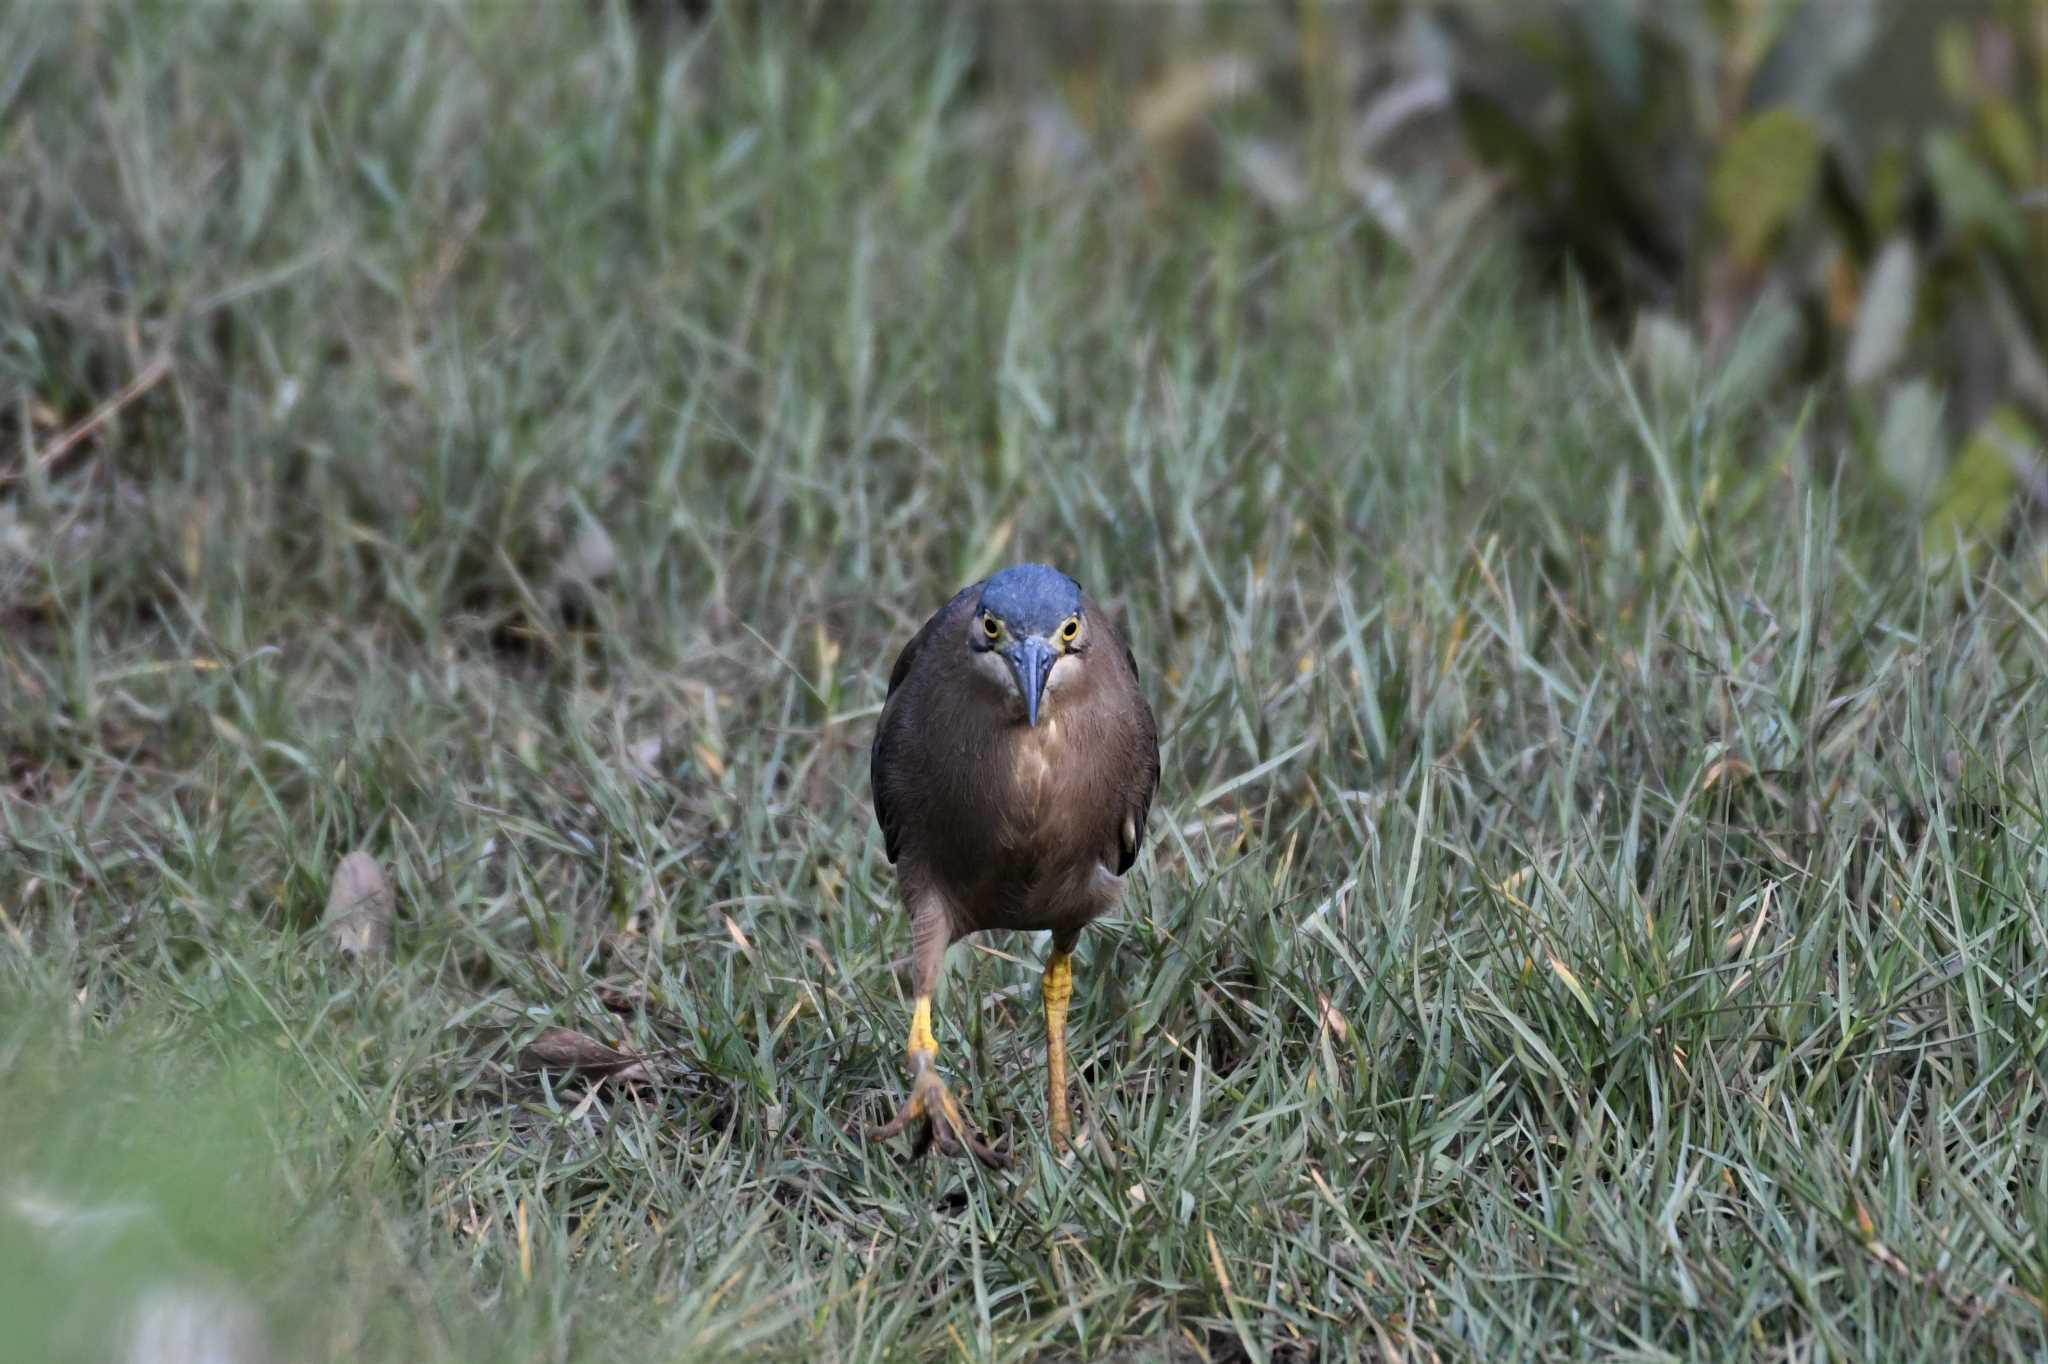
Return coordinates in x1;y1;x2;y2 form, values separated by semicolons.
3;2;2046;1360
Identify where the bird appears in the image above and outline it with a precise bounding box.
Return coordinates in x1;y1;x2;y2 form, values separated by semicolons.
865;562;1159;1166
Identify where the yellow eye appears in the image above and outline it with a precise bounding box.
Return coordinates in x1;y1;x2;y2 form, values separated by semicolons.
1059;616;1080;643
981;614;1001;640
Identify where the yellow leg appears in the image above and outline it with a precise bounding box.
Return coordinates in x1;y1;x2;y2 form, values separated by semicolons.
907;995;937;1067
1043;949;1075;1149
866;993;1007;1167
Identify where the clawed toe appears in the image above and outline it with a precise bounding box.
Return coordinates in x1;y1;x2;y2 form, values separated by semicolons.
865;1067;1009;1169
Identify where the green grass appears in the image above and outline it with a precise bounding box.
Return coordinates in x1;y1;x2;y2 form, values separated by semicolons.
5;4;2048;1361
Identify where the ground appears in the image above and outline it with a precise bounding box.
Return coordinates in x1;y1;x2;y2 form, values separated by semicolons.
3;6;2046;1362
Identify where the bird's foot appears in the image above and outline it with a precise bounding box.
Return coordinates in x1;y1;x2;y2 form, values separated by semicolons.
866;1062;1009;1169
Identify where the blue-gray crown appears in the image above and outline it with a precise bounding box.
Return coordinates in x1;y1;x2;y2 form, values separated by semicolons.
976;563;1082;635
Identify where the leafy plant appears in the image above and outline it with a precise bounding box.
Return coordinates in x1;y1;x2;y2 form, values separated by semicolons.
1446;0;2046;545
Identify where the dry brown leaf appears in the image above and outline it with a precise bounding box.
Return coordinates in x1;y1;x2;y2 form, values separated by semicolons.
323;850;393;960
519;1026;655;1083
1702;756;1752;791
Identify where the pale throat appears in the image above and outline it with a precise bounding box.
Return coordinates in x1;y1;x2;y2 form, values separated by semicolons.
1012;661;1079;802
968;646;1082;721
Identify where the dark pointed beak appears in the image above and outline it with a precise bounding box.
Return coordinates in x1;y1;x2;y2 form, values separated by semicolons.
1005;636;1057;726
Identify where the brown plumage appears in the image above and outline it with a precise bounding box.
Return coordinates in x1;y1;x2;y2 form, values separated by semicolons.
866;563;1158;1165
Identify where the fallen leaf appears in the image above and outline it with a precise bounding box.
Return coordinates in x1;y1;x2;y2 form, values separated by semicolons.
519;1026;655;1082
1702;756;1752;791
323;850;393;960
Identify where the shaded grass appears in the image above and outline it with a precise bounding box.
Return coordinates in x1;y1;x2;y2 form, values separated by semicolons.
4;3;2048;1360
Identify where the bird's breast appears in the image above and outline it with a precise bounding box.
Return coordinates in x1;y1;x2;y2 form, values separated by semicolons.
919;707;1128;933
996;712;1118;865
1010;716;1058;802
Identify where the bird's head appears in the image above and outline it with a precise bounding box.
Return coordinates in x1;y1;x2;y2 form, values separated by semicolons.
966;563;1088;727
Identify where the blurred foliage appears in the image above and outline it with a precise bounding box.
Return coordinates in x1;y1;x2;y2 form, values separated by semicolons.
1446;0;2047;551
970;0;2048;557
